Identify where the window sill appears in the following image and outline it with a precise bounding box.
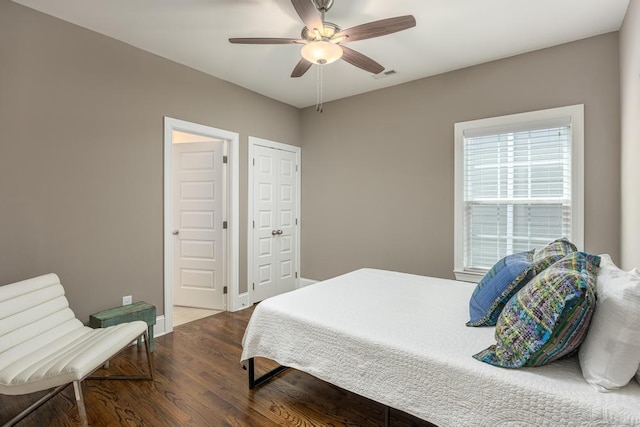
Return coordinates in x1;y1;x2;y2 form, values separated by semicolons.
453;270;485;283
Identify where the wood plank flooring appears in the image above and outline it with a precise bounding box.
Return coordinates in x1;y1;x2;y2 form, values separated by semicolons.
1;307;436;426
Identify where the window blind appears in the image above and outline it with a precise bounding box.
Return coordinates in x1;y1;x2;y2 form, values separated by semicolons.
463;122;572;270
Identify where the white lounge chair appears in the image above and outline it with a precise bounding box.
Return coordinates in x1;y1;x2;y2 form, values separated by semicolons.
0;273;153;426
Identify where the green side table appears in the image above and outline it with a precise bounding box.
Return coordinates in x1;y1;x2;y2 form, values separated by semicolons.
89;301;156;352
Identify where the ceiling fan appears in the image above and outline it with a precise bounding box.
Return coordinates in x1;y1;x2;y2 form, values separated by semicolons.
229;0;416;78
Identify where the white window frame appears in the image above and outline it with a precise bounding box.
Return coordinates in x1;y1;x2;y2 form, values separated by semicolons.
454;104;584;283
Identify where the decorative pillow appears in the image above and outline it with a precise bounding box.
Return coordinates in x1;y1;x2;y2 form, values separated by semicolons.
532;238;578;270
474;252;600;368
467;250;536;327
579;255;640;391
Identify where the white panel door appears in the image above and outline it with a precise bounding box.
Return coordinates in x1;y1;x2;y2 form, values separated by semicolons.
275;149;297;295
173;140;225;309
252;145;297;302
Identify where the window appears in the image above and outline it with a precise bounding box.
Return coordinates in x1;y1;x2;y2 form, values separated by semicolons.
454;105;584;282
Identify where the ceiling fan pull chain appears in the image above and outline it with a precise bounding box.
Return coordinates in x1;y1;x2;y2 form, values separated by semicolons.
319;65;323;112
319;65;324;113
315;65;319;111
316;64;323;113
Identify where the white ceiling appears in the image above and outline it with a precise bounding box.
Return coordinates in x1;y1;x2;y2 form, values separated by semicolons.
13;0;630;108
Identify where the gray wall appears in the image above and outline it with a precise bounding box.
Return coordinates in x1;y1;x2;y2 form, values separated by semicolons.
620;0;640;271
0;1;301;321
0;1;627;321
301;33;621;281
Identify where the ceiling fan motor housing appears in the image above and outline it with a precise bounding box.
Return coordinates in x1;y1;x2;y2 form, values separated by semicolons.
313;0;334;12
301;22;340;41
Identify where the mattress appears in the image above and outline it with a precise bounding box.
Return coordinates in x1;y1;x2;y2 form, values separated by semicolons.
241;268;640;427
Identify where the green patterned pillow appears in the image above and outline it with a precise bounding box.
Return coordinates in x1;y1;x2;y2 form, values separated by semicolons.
532;238;578;271
474;251;600;368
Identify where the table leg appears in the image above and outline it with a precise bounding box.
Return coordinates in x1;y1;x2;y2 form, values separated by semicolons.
148;325;154;352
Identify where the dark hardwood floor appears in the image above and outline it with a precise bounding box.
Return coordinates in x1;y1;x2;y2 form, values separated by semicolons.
1;306;436;426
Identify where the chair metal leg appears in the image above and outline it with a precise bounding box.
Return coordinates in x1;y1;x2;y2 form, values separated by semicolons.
4;330;153;426
2;384;69;427
88;330;154;381
73;381;88;427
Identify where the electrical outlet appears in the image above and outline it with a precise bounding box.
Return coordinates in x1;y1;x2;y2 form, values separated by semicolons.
122;295;132;306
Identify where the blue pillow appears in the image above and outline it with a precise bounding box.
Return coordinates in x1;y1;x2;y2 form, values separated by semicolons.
467;250;536;327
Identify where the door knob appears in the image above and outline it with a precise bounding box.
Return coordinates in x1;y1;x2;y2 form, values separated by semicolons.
172;230;179;235
277;229;283;235
272;230;278;236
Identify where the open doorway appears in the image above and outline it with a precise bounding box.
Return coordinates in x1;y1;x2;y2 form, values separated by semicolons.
163;118;239;333
172;131;225;326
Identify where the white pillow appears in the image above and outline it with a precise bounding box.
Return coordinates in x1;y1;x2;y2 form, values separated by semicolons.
578;255;640;392
636;268;640;388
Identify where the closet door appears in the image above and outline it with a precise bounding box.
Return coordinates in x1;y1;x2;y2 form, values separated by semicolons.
274;149;297;296
252;144;298;303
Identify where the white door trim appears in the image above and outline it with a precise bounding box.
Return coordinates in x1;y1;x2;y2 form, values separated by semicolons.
164;117;240;335
247;136;301;305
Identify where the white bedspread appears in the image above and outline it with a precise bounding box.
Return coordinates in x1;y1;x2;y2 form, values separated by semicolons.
241;268;640;426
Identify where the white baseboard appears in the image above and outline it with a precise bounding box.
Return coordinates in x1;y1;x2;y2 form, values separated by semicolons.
233;292;251;311
154;282;315;337
154;315;167;338
299;277;318;288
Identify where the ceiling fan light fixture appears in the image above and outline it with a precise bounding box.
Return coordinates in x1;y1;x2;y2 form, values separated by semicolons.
301;40;343;65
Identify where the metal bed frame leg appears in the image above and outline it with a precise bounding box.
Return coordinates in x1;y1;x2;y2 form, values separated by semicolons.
246;358;289;389
244;358;392;427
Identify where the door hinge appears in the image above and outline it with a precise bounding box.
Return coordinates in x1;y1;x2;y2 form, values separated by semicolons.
295;218;298;225
252;220;255;228
252;283;255;290
296;165;298;172
223;221;228;229
223;155;228;164
295;272;298;279
253;158;255;166
223;286;228;294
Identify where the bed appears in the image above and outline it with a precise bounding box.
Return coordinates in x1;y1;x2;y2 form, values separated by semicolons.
241;268;640;426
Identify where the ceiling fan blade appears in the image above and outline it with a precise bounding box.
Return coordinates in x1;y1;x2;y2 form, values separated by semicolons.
340;46;384;74
229;38;304;45
291;58;313;78
291;0;323;32
335;15;416;42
